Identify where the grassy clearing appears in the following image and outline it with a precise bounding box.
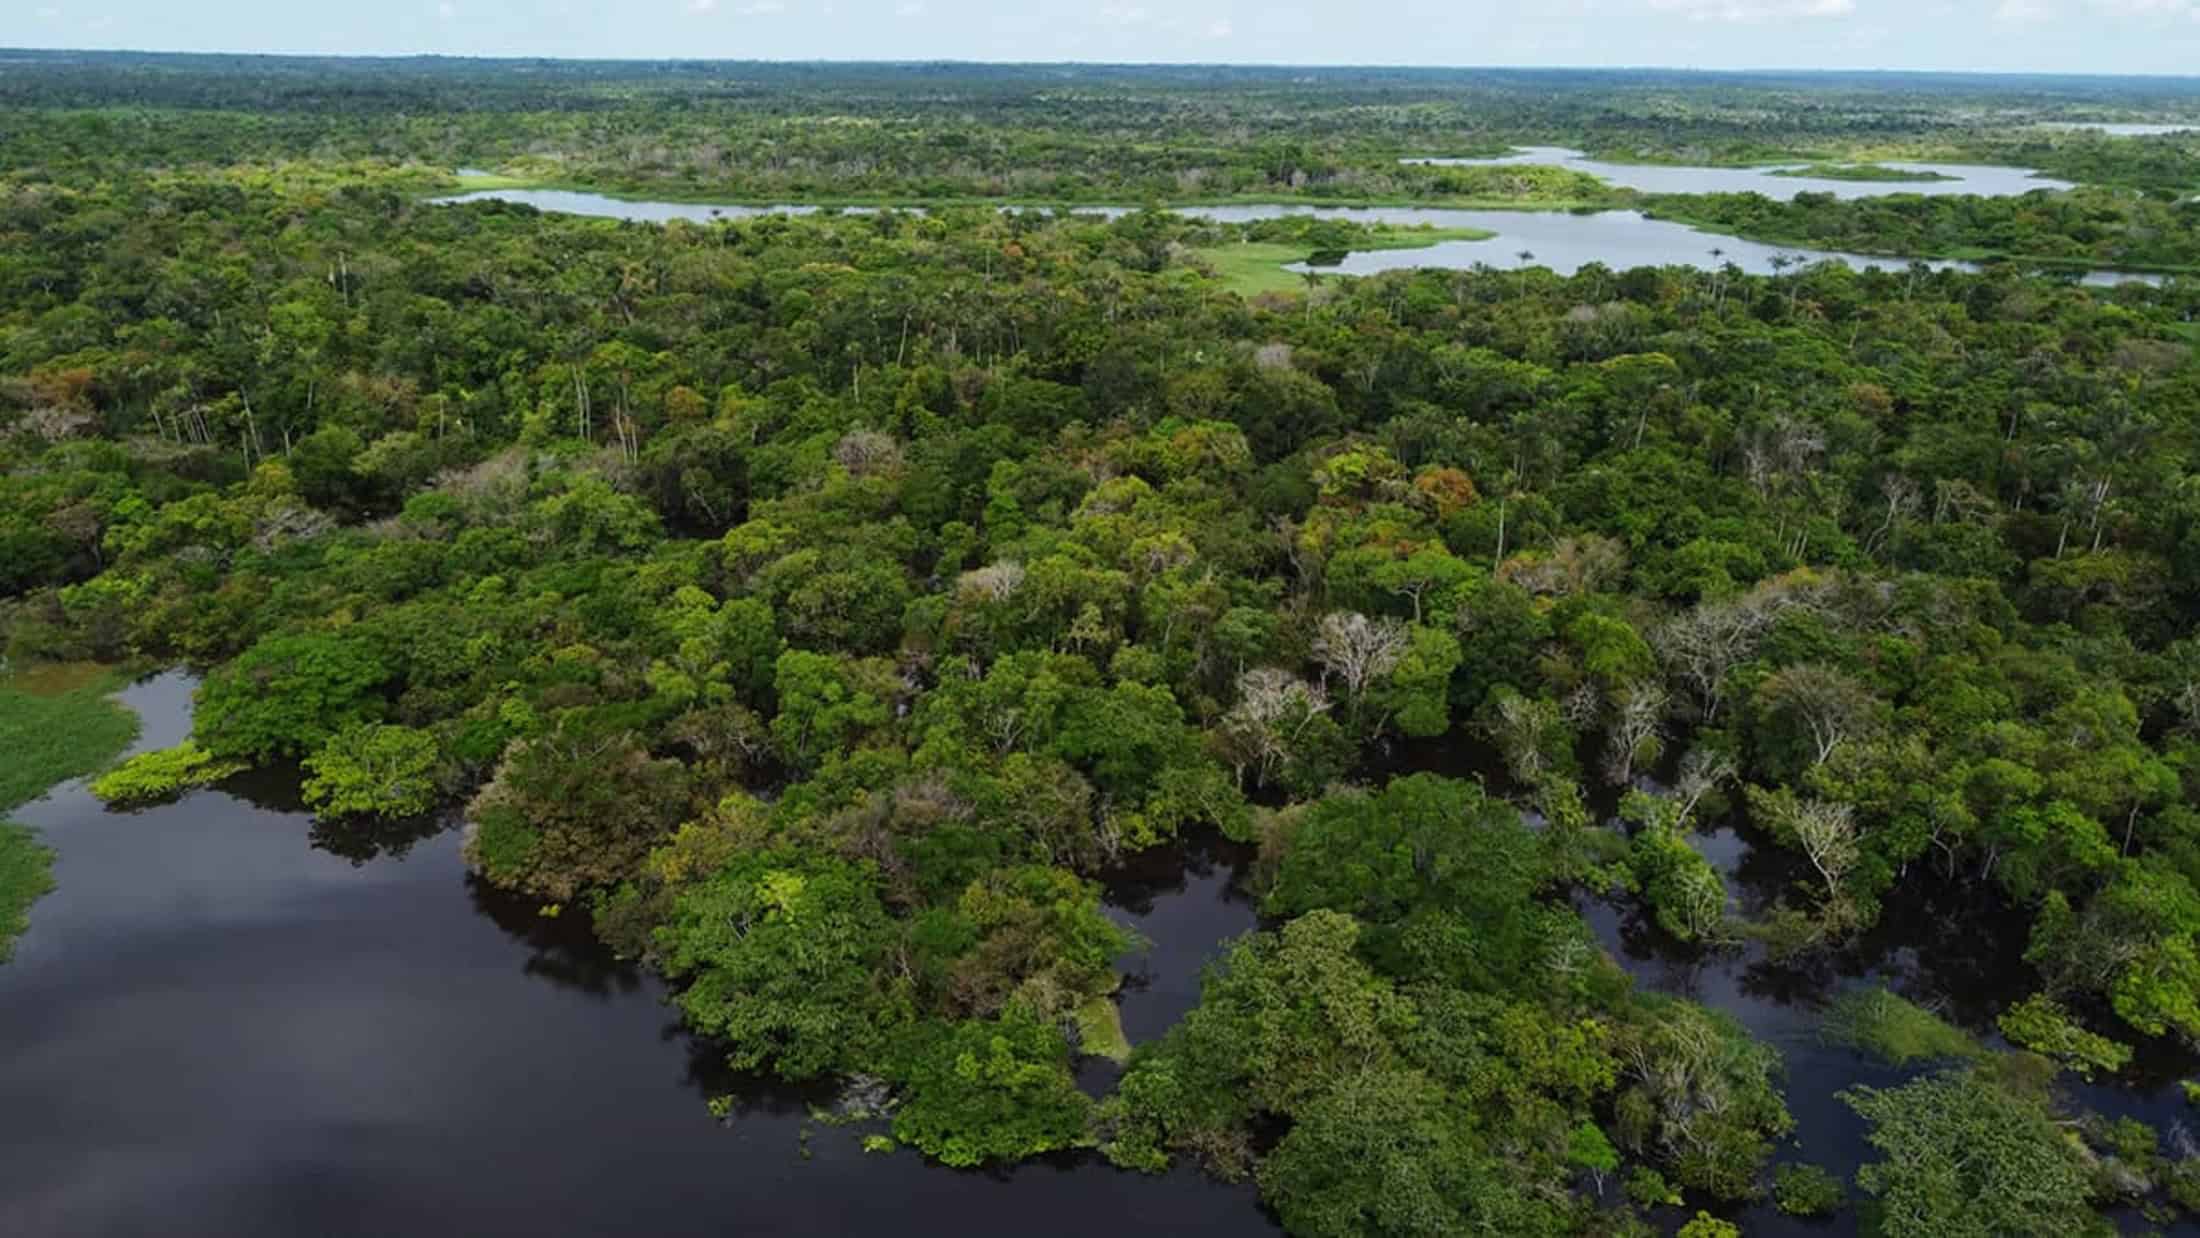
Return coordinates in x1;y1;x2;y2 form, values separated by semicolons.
1191;226;1498;297
1769;163;1959;182
1074;994;1133;1064
1821;987;1985;1067
0;662;140;960
450;170;542;191
0;663;139;812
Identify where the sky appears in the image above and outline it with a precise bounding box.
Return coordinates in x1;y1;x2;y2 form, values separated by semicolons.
6;0;2200;77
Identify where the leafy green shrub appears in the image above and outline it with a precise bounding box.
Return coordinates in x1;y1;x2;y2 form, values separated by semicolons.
1821;987;1982;1066
1843;1071;2101;1238
193;632;389;761
302;723;441;820
89;742;246;807
1676;1211;1740;1238
886;1003;1091;1168
1626;1166;1682;1209
1998;994;2132;1079
1774;1162;1845;1216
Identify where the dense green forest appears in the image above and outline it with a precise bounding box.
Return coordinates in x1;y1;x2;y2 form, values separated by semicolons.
5;54;2200;1237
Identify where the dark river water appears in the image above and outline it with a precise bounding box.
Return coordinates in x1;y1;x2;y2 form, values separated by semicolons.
4;674;2191;1236
0;673;1274;1238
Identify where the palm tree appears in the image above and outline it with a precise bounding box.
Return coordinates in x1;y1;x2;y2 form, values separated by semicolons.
1515;250;1536;300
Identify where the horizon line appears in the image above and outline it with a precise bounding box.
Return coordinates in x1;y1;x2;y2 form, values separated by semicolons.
5;47;2200;82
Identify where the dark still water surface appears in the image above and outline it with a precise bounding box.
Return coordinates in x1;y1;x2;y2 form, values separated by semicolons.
0;673;1274;1238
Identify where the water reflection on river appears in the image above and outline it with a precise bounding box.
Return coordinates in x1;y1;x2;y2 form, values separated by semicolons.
0;673;1272;1238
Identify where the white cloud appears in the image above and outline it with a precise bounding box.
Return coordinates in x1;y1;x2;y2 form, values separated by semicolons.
736;0;785;11
1994;0;2053;19
1647;0;1854;19
894;0;925;14
436;1;456;19
1206;17;1234;36
35;6;61;18
687;0;716;12
1099;4;1151;25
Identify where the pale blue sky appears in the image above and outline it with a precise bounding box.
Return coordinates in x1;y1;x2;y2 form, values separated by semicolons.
7;0;2200;76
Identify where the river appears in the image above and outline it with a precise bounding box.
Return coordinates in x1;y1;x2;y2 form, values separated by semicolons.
1402;145;2073;199
431;189;2164;288
0;673;1274;1238
5;676;2191;1236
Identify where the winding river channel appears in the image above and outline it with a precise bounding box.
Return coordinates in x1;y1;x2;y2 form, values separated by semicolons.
5;676;2193;1235
433;187;2163;288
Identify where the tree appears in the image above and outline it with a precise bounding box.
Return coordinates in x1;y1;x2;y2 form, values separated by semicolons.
656;851;897;1080
302;723;440;820
1217;667;1337;789
1267;776;1555;992
1754;663;1877;771
1311;610;1408;721
1613;999;1793;1200
194;632;390;761
1603;680;1669;786
1749;786;1863;923
771;649;895;770
1842;1072;2102;1238
463;719;690;902
887;1003;1093;1168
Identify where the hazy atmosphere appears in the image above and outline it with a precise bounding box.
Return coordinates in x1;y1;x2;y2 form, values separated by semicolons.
8;0;2200;74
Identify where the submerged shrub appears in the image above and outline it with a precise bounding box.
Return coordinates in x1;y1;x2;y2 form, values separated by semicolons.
1820;988;1982;1067
89;742;245;807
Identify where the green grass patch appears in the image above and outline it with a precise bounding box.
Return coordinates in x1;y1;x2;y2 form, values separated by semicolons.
450;170;542;192
0;825;56;963
0;662;140;961
1073;994;1133;1064
0;663;140;813
1190;226;1497;297
91;741;246;808
1821;987;1985;1067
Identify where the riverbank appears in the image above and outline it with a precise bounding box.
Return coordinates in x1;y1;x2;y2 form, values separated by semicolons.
0;662;140;958
1640;203;2200;278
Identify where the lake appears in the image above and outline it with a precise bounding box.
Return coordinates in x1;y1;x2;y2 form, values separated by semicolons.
0;673;1274;1238
1403;145;2074;199
432;190;2163;287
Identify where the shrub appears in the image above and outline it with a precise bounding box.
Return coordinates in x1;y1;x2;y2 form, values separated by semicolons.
302;723;442;820
89;742;245;807
1774;1162;1845;1216
1997;994;2132;1079
1820;987;1982;1066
